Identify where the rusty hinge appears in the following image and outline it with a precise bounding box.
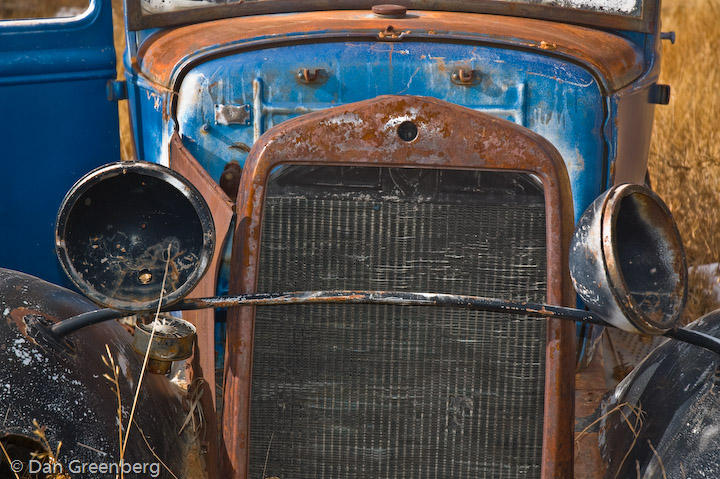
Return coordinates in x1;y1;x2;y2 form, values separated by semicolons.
106;80;128;102
378;25;410;41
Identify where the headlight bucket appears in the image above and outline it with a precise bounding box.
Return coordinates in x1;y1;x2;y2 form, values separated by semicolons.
55;161;215;312
570;184;687;334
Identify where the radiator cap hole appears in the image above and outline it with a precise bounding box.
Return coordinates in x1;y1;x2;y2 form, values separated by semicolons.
397;121;418;142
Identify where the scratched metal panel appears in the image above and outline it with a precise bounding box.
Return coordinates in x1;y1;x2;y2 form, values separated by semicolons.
125;67;168;165
176;41;604;221
251;166;547;478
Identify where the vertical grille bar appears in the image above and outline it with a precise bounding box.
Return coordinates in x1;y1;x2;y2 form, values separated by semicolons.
250;167;547;478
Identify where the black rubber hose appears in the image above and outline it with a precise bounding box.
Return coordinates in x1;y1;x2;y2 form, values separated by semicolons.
664;328;720;356
50;308;126;337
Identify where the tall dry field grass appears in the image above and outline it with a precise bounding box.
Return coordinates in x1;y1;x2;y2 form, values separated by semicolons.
650;0;720;320
111;0;133;163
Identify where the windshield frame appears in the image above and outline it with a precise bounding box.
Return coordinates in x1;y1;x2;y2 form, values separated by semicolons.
127;0;658;33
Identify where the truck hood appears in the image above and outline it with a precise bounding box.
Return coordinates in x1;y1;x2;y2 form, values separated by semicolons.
137;9;643;93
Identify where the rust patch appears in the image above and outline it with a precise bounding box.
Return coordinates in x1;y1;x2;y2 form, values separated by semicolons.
223;95;576;479
9;307;56;338
137;10;643;92
171;135;235;479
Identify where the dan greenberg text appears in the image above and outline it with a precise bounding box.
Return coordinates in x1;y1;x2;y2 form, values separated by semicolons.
27;459;161;477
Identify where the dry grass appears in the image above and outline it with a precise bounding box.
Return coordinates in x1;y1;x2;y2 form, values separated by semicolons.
650;0;720;320
30;420;70;479
111;0;133;162
101;344;124;477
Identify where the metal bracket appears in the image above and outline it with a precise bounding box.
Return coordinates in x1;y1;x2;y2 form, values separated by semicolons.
451;68;478;86
215;103;252;126
661;31;676;44
649;84;671;105
106;80;128;102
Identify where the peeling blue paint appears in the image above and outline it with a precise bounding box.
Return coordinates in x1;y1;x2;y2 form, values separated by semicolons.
169;41;606;221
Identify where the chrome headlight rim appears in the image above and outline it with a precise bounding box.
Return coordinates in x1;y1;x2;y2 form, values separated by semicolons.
599;183;688;335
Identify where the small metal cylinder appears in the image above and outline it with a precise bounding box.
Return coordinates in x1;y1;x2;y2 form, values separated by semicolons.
132;314;196;374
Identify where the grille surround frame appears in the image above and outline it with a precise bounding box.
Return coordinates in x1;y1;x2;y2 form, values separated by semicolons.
224;95;576;479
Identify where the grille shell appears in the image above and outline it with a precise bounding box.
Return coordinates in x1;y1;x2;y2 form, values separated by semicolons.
250;167;548;478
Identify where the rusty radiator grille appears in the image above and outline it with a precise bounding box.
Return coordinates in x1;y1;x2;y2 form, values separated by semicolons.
251;167;547;478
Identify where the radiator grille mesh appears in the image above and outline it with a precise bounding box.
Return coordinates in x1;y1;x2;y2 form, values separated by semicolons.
251;167;547;478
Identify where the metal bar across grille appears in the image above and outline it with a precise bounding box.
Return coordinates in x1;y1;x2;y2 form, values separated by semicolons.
250;167;547;478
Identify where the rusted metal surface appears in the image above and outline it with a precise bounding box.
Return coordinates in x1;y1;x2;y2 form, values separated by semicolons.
126;0;658;33
224;95;576;479
574;351;610;479
0;268;202;479
137;10;643;93
171;133;234;479
371;4;408;18
170;23;608;216
570;183;687;334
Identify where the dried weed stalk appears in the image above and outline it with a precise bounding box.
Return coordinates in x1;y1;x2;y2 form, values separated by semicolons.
178;378;206;436
647;439;668;479
0;438;20;479
121;244;172;459
101;244;173;479
133;420;179;479
574;401;645;478
31;420;70;479
101;344;124;478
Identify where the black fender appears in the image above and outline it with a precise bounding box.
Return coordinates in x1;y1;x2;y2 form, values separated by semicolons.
601;310;720;478
0;269;203;478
